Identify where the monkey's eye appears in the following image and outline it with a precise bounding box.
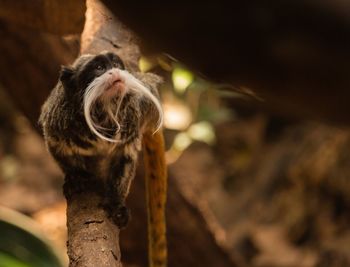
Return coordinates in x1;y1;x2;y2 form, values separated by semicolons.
96;65;105;71
113;61;125;70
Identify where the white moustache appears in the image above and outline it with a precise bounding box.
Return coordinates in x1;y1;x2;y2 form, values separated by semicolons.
83;68;163;143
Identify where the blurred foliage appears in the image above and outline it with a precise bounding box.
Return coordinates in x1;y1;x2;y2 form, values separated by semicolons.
0;207;63;267
139;55;235;162
0;252;31;267
172;67;194;94
0;156;19;182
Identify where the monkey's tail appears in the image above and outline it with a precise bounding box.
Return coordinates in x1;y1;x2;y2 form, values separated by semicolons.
143;131;167;267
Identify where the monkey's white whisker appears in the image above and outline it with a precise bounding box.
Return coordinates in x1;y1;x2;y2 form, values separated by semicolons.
106;105;121;133
118;70;163;133
84;68;163;142
109;92;125;133
84;73;121;143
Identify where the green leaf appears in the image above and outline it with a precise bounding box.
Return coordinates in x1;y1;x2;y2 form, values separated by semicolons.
172;67;194;93
0;252;32;267
187;121;216;145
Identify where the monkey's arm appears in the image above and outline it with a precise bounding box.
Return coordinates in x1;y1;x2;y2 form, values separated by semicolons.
107;147;139;228
143;131;167;267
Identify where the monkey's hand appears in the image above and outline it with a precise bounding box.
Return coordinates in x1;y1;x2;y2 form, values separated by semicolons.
105;151;138;229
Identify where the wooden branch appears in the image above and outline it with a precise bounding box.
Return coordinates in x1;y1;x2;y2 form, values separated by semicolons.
0;0;86;34
64;180;121;267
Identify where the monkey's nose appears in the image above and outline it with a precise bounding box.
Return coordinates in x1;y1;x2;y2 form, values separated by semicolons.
109;78;125;94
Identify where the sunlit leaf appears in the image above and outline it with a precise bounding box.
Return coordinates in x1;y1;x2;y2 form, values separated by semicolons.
163;101;192;130
187;121;216;145
173;133;192;151
172;67;194;93
139;56;156;73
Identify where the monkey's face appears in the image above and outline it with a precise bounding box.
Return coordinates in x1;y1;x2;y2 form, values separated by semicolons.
60;52;163;142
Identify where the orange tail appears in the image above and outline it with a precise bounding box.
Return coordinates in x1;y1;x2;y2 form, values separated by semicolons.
143;131;167;267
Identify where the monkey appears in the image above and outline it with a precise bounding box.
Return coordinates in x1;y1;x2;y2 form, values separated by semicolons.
39;51;167;267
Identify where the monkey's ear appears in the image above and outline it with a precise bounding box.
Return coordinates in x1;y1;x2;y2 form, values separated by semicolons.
59;66;75;88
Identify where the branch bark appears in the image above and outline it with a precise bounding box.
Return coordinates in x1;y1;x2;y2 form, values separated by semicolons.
64;182;121;267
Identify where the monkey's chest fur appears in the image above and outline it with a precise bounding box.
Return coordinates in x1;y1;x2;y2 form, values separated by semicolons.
41;88;141;181
40;86;144;227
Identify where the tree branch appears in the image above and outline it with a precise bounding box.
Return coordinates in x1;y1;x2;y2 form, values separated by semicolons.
64;179;121;267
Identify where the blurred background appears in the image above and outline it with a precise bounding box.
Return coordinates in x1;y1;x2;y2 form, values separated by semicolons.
1;1;350;267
